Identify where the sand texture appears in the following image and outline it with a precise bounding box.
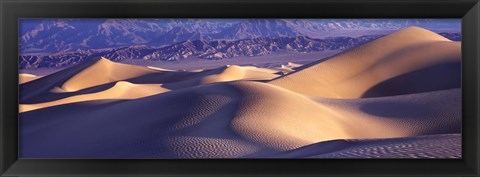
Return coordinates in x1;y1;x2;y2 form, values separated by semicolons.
19;27;461;158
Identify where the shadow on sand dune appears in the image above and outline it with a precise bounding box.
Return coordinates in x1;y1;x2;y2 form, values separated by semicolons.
19;83;249;158
20;82;117;104
19;58;105;103
18;27;462;158
361;61;460;98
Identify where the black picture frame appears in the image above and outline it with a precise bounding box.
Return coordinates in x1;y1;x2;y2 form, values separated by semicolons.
1;0;479;176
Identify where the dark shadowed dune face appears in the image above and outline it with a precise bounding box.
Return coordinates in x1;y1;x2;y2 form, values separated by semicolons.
361;61;461;98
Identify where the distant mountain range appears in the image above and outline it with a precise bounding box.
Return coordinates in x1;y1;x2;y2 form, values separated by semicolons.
19;32;460;70
20;19;461;55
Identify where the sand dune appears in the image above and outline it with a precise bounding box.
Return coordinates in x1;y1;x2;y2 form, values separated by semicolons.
249;134;460;158
311;134;461;158
19;73;41;84
60;58;162;92
20;57;281;104
19;81;460;157
19;57;160;102
201;65;280;84
269;27;461;98
20;81;169;112
19;27;461;158
229;83;460;150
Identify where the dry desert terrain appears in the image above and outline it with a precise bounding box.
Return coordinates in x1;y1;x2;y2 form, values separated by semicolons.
19;27;461;158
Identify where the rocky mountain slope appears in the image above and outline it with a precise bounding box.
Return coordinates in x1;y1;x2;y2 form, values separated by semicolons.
20;19;460;54
19;35;380;69
19;32;461;70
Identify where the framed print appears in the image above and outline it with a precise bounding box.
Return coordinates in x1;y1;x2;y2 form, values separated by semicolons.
1;0;479;176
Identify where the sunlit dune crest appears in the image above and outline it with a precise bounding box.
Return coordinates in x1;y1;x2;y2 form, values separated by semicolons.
18;27;461;158
19;57;284;103
201;65;280;84
60;57;162;92
269;26;461;98
19;73;41;84
20;81;169;112
146;66;176;72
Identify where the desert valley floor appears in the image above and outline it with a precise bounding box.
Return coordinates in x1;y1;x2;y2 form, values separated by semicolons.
19;27;461;158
